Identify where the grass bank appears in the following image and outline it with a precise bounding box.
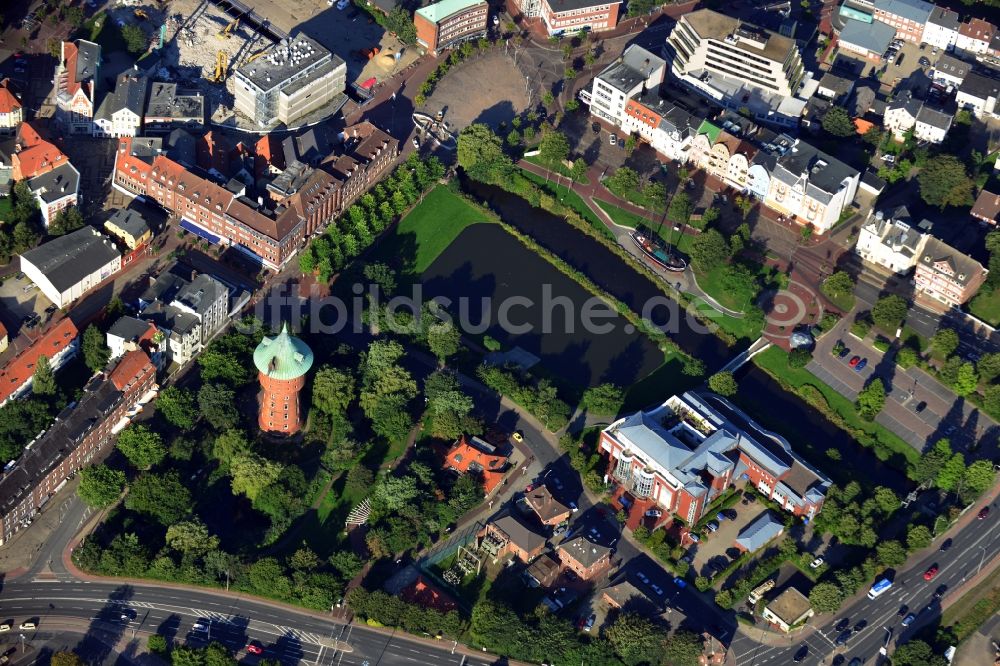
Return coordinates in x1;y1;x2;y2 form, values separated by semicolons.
520;169;611;238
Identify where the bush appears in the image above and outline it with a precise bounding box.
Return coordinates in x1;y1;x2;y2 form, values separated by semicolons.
850;318;872;338
788;348;812;369
896;346;918;368
873;336;891;352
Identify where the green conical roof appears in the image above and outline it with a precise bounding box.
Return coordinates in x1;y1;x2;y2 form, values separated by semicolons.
253;323;314;380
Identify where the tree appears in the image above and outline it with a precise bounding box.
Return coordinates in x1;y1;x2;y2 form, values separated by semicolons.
708;371;738;397
873;486;900;514
147;635;168;655
962;459;996;498
856;378;886;420
158;386;197;430
198;383;239;430
166;519;220;557
0;399;52;462
230;452;283;501
213;429;251;468
664;629;704;666
876;539;907;567
892;640;948;666
977;352;1000;382
907;524;933;551
953;362;978;396
120;24;148;55
384;7;417;44
82;324;110;373
427;323;461;364
32;354;56;396
808;582;844;612
457;124;514;184
117;424;167;469
627;0;656;16
936;452;966;492
581;383;624;416
78;464;126;509
918;154;975;209
312;367;355;415
538;130;570;167
822;271;855;301
363;262;397;296
372;475;420;513
51;653;85;666
604;612;664;666
788;348;812;369
605;167;640;197
689;229;731;272
569;158;587;182
49;206;85;236
896;346;918;367
871;295;908;331
125;471;192;525
667;191;693;223
930;328;959;358
821;106;856;137
914;439;953;486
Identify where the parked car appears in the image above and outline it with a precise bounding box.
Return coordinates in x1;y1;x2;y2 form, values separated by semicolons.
809;556;824;569
940;538;953;551
591;122;601;134
898;604;909;617
923;565;939;581
881;154;896;163
715;511;727;522
849;356;861;367
583;614;596;632
915;401;927;413
901;613;916;627
688;532;700;543
855;358;868;371
919;56;931;67
979;506;991;519
512;431;523;442
835;630;852;646
645;509;662;518
673;577;687;588
609;134;617;146
637;572;650;584
246;643;263;655
835;618;851;632
853;620;867;632
650;583;664;596
838;346;851;358
706;521;719;532
793;645;808;662
411;137;419;149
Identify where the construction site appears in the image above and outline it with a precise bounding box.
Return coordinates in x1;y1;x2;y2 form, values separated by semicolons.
109;0;421;130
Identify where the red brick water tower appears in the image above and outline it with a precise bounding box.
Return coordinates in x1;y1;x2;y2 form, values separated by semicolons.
254;323;314;435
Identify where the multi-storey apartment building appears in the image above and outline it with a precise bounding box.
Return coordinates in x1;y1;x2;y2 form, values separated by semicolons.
588;45;665;127
233;34;346;128
601;392;830;531
955;18;996;56
914;237;988;306
956;70;1000;119
94;71;147;138
539;0;622;36
55;39;100;134
689;126;758;192
619;91;697;162
855;207;927;274
870;0;932;43
414;0;490;55
0;319;79;406
0;350;156;545
144;82;205;134
112;122;397;269
763;142;860;234
667;9;807;98
922;7;960;51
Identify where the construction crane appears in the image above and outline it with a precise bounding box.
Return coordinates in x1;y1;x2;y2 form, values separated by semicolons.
134;8;149;20
213;50;228;82
217;17;239;39
242;49;267;66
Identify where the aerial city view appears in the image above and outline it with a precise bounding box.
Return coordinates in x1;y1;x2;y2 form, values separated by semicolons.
2;0;1000;665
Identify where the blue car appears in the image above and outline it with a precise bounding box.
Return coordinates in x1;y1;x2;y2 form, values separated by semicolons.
673;577;687;588
855;358;868;372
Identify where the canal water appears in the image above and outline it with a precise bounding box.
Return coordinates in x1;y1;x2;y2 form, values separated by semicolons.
461;179;914;491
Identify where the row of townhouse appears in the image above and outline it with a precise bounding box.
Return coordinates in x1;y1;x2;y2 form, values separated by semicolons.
0;350;157;545
112;121;398;270
855;206;988;306
587;44;860;234
882;92;954;142
599;392;831;531
507;0;622;36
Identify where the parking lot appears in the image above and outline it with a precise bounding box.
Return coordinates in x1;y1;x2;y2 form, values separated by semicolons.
689;496;763;577
0;272;56;339
878;38;934;96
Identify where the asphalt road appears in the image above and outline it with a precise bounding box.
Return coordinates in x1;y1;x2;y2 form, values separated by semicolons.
730;497;1000;666
0;580;495;666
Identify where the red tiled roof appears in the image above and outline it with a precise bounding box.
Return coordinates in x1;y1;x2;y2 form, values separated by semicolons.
63;42;81;96
960;18;996;41
14;121;68;179
109;349;155;391
400;576;457;612
443;435;508;493
0;319;78;403
972;189;1000;223
0;80;21;114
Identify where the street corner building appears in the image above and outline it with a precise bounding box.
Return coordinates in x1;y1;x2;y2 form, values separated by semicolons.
599;392;831;532
414;0;490;56
254;323;314;435
0;350;157;545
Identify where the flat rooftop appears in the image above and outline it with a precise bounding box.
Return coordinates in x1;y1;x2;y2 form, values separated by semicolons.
684;8;796;64
146;82;204;120
237;34;331;92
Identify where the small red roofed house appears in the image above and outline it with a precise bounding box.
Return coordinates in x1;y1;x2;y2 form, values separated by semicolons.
400;575;458;613
0;79;23;136
255;134;285;178
12;122;69;181
109;348;157;393
0;318;79;406
443;435;509;494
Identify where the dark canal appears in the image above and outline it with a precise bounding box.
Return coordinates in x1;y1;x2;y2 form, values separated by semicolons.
460;180;914;491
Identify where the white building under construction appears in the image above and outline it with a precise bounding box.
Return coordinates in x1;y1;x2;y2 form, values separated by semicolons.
233;33;346;128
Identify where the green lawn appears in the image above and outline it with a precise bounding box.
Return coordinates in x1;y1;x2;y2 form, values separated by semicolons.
524;154;589;184
752;346;919;469
820;285;856;313
0;196;12;223
375;185;489;275
691;299;761;342
519;169;611;238
694;265;756;313
969;287;1000;327
81;12;127;54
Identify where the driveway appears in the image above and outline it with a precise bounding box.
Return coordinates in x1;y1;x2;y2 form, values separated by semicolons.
810;318;1000;456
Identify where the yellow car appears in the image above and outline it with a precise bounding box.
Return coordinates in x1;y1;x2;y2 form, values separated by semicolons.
511;431;523;442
